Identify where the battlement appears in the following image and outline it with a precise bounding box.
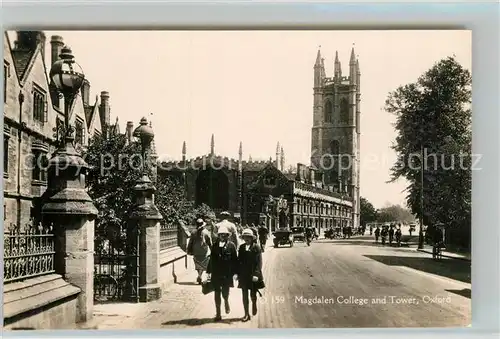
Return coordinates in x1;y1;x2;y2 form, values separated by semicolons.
158;153;274;172
323;76;354;86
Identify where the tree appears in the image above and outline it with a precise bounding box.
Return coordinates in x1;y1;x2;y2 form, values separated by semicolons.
376;204;415;223
84;133;213;250
359;197;378;226
284;165;297;174
385;57;471;242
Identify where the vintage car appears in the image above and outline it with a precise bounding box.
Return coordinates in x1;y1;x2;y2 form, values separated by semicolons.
291;226;305;242
272;228;293;247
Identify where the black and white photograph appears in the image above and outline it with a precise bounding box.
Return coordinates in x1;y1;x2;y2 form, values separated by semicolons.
2;30;471;329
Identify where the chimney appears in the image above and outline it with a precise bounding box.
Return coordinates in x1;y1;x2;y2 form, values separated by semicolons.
125;121;134;145
81;79;90;107
99;91;110;131
50;35;64;67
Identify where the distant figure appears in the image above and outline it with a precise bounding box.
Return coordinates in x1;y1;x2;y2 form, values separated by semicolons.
374;226;380;243
257;223;269;252
381;227;388;245
215;211;240;247
388;226;395;245
395;227;402;246
370;225;373;235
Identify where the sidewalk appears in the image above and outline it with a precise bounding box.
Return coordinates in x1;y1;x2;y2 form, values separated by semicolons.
90;239;276;329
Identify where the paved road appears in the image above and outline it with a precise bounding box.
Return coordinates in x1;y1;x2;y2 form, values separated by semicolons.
257;236;470;328
94;236;470;329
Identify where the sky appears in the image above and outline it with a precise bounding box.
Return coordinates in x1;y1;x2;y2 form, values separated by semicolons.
12;30;471;209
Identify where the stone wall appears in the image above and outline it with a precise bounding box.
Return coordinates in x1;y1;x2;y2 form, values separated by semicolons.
3;274;81;330
158;225;192;290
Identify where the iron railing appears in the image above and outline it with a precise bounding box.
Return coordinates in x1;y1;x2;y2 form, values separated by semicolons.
3;222;55;283
160;223;178;250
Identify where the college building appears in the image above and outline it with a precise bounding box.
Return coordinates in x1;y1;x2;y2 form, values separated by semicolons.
158;47;360;233
3;31;120;230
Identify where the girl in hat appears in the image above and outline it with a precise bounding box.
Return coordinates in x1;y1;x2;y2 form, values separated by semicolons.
187;218;212;284
237;228;265;322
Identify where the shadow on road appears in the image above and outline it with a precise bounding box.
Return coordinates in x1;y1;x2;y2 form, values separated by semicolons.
162;317;242;326
364;255;471;284
176;282;199;286
446;288;471;299
320;239;414;248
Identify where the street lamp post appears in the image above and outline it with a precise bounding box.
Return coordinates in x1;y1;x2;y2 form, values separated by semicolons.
43;46;97;322
49;46;85;142
133;117;155;176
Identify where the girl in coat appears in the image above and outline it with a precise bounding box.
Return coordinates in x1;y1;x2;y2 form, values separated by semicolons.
187;218;212;284
237;228;265;322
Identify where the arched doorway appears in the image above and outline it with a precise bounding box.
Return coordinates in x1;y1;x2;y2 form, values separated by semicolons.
195;169;229;210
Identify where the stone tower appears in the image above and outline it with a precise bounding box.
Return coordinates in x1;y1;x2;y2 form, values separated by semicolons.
310;47;361;229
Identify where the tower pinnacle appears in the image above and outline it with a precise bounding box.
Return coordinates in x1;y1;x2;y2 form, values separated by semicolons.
315;47;322;65
210;134;215;155
350;45;356;64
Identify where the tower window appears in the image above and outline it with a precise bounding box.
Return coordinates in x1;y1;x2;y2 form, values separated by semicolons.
324;99;333;123
340;97;349;123
330;140;340;155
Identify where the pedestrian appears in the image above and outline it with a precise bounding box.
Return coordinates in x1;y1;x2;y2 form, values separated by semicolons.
395;226;402;247
388;226;395;245
237;228;265;322
374;226;380;243
186;218;212;284
381;226;388;245
206;225;238;321
215;211;240;248
257;223;269;252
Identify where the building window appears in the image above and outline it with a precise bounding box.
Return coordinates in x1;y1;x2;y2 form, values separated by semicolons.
4;61;9;103
75;119;84;145
340;97;349;123
4;136;9;177
33;85;47;124
31;150;48;182
264;176;276;186
324;99;333;123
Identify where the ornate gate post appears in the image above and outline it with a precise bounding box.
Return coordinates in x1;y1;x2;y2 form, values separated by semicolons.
130;117;163;302
41;134;98;322
129;174;163;302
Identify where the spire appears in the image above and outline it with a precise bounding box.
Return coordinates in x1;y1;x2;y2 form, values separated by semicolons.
210;134;214;155
280;146;285;171
350;44;356;64
182;141;186;161
276;141;280;154
334;50;341;79
356;58;360;73
249;154;252;162
315;46;322;66
314;46;324;88
239;141;243;156
350;44;357;85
